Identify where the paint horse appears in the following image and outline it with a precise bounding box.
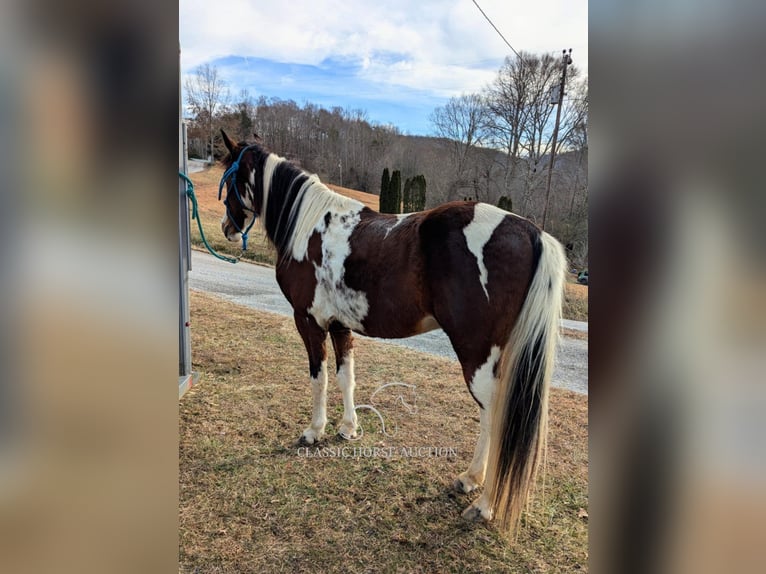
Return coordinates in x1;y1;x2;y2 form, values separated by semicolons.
218;131;566;535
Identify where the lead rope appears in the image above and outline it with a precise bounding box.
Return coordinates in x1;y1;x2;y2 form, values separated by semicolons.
179;171;239;264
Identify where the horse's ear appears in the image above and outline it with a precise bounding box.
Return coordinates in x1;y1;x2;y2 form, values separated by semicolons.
221;129;236;153
253;132;262;142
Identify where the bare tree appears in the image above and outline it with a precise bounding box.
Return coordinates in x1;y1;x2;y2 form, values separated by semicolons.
482;52;586;222
185;63;229;163
519;54;560;162
553;78;588;161
559;80;588;219
484;53;537;204
430;93;487;199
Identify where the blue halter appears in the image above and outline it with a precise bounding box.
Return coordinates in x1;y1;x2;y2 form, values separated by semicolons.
218;145;260;250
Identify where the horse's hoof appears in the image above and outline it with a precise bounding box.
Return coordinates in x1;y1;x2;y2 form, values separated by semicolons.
453;478;469;493
337;422;358;440
300;428;324;445
462;503;492;522
453;474;480;494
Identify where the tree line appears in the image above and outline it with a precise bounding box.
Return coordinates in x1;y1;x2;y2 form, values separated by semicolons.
378;168;427;214
185;52;588;265
185;64;400;193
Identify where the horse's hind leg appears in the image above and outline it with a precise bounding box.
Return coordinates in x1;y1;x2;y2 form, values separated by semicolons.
455;405;492;494
454;346;501;496
294;312;328;444
330;324;358;440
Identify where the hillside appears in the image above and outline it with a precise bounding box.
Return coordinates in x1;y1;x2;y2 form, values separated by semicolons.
326;183;379;211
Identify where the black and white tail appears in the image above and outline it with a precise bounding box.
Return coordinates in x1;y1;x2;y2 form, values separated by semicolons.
487;230;566;536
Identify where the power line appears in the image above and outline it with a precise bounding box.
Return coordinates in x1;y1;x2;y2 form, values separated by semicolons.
471;0;521;59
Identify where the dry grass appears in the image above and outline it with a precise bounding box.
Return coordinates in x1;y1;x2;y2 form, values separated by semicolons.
561;328;588;341
326;183;380;210
180;291;588;573
563;279;589;322
188;165;277;265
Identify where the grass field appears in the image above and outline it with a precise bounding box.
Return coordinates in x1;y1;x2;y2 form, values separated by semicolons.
186;166;588;322
563;280;589;322
180;291;588;573
187;165;277;266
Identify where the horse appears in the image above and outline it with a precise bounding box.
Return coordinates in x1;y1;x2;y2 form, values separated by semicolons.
217;130;566;536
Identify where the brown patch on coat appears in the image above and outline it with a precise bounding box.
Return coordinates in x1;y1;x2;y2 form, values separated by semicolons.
329;322;354;372
275;231;322;311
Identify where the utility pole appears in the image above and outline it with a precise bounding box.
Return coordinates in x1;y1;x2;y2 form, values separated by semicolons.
541;49;573;231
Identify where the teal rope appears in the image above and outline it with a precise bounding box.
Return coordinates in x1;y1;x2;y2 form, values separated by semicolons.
179;171;239;264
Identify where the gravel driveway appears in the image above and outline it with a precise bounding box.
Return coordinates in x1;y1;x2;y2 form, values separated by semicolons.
189;250;588;394
186;158;208;174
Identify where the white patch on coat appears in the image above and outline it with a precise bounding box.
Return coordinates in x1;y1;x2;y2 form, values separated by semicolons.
463;203;508;301
456;405;492;492
310;359;328;426
336;351;358;438
302;359;328;443
288;179;363;262
307;203;369;333
384;213;412;239
470;345;501;409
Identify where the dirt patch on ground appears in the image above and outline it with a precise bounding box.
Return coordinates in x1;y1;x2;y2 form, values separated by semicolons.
180;291;588;573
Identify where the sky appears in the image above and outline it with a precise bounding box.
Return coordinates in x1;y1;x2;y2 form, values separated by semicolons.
180;0;587;136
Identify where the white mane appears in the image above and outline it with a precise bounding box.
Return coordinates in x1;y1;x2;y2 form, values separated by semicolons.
260;153;284;219
261;152;363;261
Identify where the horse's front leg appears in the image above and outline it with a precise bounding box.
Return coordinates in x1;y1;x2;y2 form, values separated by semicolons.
330;325;358;440
294;312;328;444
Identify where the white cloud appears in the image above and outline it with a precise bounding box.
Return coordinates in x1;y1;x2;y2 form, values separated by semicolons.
358;58;497;98
180;0;588;97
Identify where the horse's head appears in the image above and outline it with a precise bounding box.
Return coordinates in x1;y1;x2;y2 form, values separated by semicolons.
219;130;262;247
